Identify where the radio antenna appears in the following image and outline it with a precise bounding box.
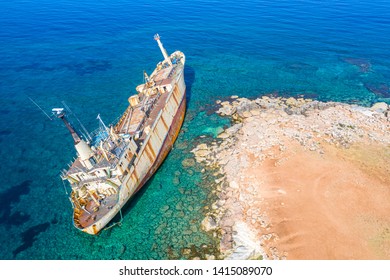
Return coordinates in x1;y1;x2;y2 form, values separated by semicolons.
28;96;53;120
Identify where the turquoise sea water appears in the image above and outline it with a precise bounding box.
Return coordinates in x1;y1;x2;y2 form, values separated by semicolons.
0;0;389;259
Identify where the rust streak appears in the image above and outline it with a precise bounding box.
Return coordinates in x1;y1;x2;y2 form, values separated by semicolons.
161;115;168;130
144;143;154;163
147;142;156;158
171;88;179;105
132;168;138;182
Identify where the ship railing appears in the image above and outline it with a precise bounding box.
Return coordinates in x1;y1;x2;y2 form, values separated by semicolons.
74;174;121;190
75;175;109;186
61;169;68;180
64;157;82;175
66;157;119;177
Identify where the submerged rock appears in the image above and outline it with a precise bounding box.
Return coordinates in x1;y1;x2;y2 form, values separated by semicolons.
364;82;390;97
181;158;195;168
341;57;371;72
160;205;170;212
172;176;180;186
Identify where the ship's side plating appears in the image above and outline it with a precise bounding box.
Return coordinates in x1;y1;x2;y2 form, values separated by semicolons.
85;60;186;234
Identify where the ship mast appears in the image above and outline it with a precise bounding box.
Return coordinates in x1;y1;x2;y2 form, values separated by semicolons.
53;108;81;144
53;108;95;169
154;34;172;66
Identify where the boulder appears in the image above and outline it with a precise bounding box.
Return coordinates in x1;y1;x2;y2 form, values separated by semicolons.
195;149;210;157
205;254;216;260
285;97;298;107
217;132;230;139
218;104;237;116
236;99;259;115
225;123;243;135
370;102;388;113
201;215;217;232
197;143;208;150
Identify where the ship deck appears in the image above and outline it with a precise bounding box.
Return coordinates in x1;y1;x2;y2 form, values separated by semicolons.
140;93;170;141
75;193;118;229
116;84;175;138
66;142;125;177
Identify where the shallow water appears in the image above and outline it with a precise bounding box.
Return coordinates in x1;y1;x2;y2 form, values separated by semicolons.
0;0;389;259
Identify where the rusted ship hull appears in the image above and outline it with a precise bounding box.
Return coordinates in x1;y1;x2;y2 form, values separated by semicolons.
134;93;186;194
59;36;186;235
80;72;186;235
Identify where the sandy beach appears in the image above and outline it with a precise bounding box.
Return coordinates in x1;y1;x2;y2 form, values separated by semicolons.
194;96;390;259
243;142;390;259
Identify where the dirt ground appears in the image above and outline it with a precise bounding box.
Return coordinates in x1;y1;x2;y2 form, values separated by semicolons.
249;142;390;259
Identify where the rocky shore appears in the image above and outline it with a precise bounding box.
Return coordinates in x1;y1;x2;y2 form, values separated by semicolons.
192;96;390;259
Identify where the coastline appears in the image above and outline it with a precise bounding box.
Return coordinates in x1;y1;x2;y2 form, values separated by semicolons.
193;96;390;259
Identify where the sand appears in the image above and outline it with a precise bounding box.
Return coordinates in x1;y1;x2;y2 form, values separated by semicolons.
246;142;390;259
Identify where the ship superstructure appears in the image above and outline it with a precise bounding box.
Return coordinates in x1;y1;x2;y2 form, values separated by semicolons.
55;35;186;234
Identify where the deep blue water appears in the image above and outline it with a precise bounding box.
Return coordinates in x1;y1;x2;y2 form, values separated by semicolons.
0;0;389;259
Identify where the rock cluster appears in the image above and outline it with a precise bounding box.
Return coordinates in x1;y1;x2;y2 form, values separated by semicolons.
192;95;390;260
